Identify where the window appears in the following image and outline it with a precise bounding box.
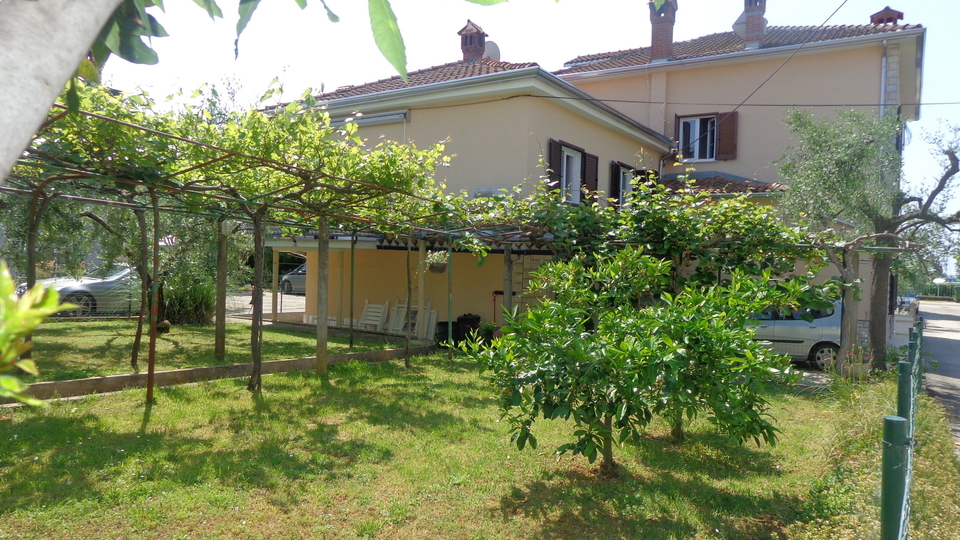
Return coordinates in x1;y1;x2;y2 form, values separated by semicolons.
674;111;738;161
609;162;657;207
548;139;598;204
680;116;716;160
561;147;582;203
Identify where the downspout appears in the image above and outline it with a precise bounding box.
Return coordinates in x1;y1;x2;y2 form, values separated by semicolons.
880;39;888;117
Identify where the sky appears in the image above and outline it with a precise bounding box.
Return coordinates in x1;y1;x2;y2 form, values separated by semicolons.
103;0;960;270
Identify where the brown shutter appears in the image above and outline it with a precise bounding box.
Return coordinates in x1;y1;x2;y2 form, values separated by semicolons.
674;113;681;143
609;161;622;207
716;111;738;160
548;139;562;191
583;153;599;203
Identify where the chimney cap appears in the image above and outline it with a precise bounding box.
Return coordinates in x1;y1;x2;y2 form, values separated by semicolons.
648;0;678;20
457;19;488;37
870;6;904;25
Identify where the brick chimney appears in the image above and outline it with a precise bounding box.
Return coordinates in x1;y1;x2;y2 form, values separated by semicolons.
458;20;487;62
870;6;904;25
743;0;767;50
649;0;678;63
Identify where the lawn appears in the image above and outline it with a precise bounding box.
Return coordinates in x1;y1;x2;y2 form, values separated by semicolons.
24;320;396;382
2;355;957;539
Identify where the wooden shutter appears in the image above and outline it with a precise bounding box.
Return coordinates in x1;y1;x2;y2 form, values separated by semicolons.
583;153;599;203
609;162;622;207
716;111;738;160
548;139;562;191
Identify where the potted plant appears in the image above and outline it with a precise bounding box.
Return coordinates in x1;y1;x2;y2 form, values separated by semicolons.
840;343;872;379
425;250;448;273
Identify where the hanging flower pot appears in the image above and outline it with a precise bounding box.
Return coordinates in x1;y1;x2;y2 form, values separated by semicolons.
425;251;448;273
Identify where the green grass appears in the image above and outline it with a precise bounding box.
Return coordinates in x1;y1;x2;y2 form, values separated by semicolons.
0;357;957;539
24;320;395;382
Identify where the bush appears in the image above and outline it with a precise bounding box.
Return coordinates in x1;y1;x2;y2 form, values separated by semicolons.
162;272;215;325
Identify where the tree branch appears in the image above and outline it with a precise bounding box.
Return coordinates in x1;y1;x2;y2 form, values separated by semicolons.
81;211;123;240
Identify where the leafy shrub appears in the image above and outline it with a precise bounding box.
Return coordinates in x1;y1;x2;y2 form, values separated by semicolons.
162;272;215;325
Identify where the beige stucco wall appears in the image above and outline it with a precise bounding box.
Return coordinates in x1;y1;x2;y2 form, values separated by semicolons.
567;44;886;184
303;248;512;328
348;95;663;200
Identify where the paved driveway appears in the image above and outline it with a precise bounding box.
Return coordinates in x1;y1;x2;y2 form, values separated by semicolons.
919;301;960;445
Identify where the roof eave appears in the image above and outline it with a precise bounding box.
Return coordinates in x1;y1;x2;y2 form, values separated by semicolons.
322;67;674;153
558;27;926;82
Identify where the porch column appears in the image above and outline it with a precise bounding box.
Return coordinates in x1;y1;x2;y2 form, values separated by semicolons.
271;247;279;323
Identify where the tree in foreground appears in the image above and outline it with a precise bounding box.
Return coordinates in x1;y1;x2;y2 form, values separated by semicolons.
465;248;804;477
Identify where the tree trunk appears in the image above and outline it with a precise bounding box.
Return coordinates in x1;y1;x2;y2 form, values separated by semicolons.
670;414;685;442
599;413;618;477
247;211;265;392
836;248;861;368
145;189;161;403
131;207;151;371
0;0;124;183
869;236;897;370
214;220;228;361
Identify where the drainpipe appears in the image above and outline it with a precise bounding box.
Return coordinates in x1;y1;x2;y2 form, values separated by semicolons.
880;39;888;117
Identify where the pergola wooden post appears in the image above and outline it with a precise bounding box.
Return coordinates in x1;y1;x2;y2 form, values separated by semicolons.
315;218;331;376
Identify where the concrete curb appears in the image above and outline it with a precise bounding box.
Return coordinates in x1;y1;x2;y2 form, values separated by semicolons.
5;344;438;403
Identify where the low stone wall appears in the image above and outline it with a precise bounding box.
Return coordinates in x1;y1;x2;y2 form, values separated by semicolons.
5;344;438;404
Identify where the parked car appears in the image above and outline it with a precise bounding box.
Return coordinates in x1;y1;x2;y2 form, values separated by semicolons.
752;302;841;369
16;265;141;317
279;263;306;295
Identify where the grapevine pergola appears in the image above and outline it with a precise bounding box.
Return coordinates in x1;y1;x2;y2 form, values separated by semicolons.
7;101;559;401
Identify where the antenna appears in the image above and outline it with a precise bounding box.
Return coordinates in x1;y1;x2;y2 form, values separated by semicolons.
482;41;501;61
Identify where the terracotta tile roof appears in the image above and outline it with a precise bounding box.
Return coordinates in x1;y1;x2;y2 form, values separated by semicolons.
318;58;539;101
556;24;922;75
661;175;784;194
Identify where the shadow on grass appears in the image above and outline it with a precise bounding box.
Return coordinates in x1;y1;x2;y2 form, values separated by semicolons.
495;432;800;540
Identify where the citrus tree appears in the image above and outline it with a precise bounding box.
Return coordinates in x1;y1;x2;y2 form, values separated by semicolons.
466;249;802;477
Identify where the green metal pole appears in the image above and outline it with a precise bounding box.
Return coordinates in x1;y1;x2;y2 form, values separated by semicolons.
880;415;909;540
897;361;912;437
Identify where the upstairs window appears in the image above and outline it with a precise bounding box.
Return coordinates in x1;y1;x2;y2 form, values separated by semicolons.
680;116;716;160
675;111;738;161
609;162;658;207
548;139;598;204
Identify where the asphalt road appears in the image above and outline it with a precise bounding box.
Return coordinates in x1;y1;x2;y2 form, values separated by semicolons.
919;301;960;444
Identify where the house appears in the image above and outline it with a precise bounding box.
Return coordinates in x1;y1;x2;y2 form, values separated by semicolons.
554;0;923;336
268;3;925;341
266;20;673;335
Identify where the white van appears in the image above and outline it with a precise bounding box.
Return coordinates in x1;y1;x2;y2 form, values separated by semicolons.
752;303;841;369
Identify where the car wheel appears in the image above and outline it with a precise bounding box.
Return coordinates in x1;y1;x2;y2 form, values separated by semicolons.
809;343;838;370
62;293;95;317
281;281;292;294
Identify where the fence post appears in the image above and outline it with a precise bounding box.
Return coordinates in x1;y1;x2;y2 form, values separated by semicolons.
881;415;909;540
897;361;913;436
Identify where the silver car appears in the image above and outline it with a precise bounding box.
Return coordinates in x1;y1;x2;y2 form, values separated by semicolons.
279;263;307;295
752;303;841;369
18;266;141;317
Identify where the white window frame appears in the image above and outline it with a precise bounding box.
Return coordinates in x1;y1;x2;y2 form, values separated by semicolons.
560;146;582;204
619;166;635;200
679;115;717;161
